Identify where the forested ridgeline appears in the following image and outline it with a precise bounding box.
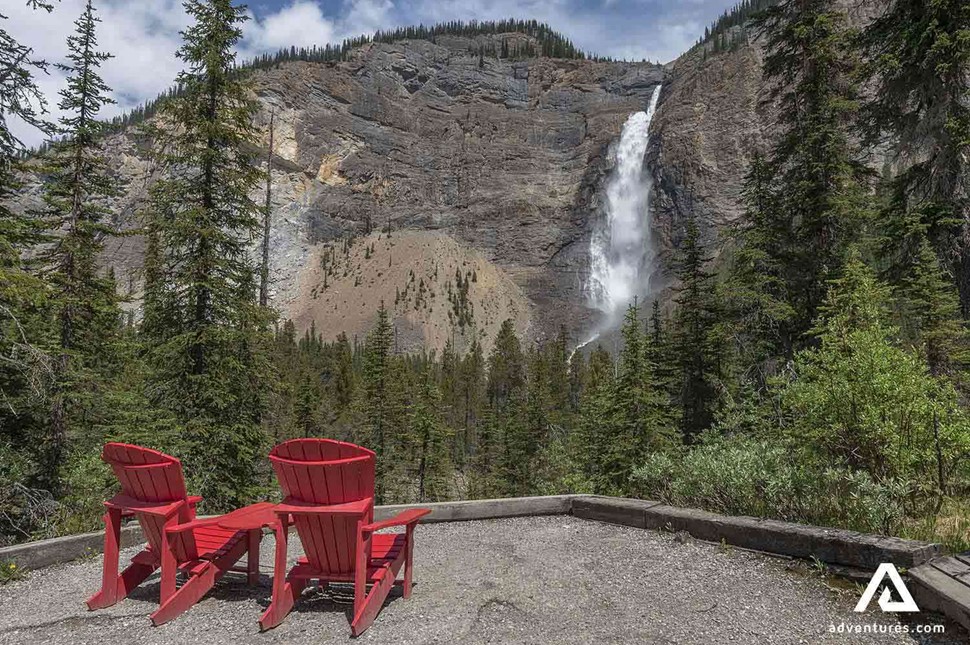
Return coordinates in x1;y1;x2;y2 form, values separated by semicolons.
93;19;599;138
1;0;970;555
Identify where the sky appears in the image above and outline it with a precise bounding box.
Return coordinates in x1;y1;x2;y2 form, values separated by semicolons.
6;0;737;147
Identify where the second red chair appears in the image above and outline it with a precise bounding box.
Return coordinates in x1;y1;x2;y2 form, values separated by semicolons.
259;439;430;635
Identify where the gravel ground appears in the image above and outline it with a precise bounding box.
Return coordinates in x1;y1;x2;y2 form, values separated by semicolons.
0;516;964;644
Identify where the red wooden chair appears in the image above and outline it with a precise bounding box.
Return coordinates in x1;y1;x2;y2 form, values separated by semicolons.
259;439;430;636
86;443;263;625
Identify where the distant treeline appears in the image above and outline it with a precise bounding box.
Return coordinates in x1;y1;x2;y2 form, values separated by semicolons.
696;0;779;55
99;19;603;136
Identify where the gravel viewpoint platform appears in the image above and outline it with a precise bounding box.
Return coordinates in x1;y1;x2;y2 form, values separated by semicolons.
0;516;962;645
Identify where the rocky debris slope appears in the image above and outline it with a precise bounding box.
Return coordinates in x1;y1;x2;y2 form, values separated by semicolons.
290;230;531;353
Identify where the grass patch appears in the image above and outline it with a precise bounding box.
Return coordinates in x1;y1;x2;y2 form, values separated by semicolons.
0;561;26;584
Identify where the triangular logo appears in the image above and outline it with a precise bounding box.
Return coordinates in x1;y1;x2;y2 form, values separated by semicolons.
854;563;919;613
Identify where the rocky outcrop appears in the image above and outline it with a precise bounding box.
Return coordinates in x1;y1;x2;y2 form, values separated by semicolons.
648;0;888;280
649;38;770;270
254;36;663;350
37;33;664;353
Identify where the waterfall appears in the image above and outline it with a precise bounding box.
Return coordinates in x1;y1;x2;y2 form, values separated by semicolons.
581;84;662;351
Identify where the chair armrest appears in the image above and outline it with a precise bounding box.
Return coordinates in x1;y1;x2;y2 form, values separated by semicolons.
275;497;372;517
361;508;430;533
104;494;184;518
164;515;225;535
187;495;203;507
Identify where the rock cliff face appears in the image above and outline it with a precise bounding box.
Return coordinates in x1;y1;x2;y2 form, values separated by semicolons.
649;38;770;267
648;0;886;273
53;33;664;352
17;6;901;352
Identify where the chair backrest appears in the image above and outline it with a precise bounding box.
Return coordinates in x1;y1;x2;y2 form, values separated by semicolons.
102;443;196;560
269;439;376;575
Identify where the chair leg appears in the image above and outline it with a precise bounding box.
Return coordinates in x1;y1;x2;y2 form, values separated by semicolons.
150;539;247;626
86;508;136;610
259;577;307;631
150;563;217;626
353;522;368;619
350;561;401;637
260;516;306;631
403;524;416;599
159;523;178;605
87;560;157;610
247;529;261;586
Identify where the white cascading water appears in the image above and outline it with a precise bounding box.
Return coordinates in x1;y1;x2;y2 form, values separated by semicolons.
578;84;662;354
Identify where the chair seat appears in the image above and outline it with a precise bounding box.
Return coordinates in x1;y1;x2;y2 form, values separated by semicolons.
182;525;247;563
371;533;406;565
288;533;408;582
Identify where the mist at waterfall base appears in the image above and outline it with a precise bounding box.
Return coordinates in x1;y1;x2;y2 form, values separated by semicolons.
577;85;662;356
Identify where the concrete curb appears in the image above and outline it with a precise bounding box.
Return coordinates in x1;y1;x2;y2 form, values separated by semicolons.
571;496;942;570
0;494;940;574
0;495;576;571
377;494;575;523
0;523;144;571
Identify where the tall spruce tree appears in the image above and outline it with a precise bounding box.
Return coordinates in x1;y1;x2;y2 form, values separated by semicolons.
141;0;270;510
860;0;970;312
458;337;485;461
486;319;525;411
672;219;724;442
35;0;120;494
1;3;54;393
896;236;968;379
725;153;795;369
409;369;452;502
753;0;870;348
604;301;675;491
259;107;273;308
0;2;57;533
357;302;394;501
469;405;502;498
487;320;529;495
570;344;613;490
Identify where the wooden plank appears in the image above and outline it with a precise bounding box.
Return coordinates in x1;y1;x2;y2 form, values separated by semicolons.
311;514;334;573
953;555;970;569
326;464;345;504
910;563;970;633
931;557;970;583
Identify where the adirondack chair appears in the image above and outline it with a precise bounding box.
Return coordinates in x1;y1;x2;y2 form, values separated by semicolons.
259;439;431;636
86;443;264;626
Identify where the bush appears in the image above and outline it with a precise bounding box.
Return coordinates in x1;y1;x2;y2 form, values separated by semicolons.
0;442;58;546
51;449;114;537
630;434;907;535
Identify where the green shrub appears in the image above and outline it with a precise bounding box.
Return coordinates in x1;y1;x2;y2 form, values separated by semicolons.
51;449;114;537
0;442;58;546
630;434;906;535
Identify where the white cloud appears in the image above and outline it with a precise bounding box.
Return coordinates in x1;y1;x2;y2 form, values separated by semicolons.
244;1;336;52
339;0;396;37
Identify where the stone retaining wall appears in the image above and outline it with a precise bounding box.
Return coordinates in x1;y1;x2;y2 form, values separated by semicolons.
0;494;940;573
